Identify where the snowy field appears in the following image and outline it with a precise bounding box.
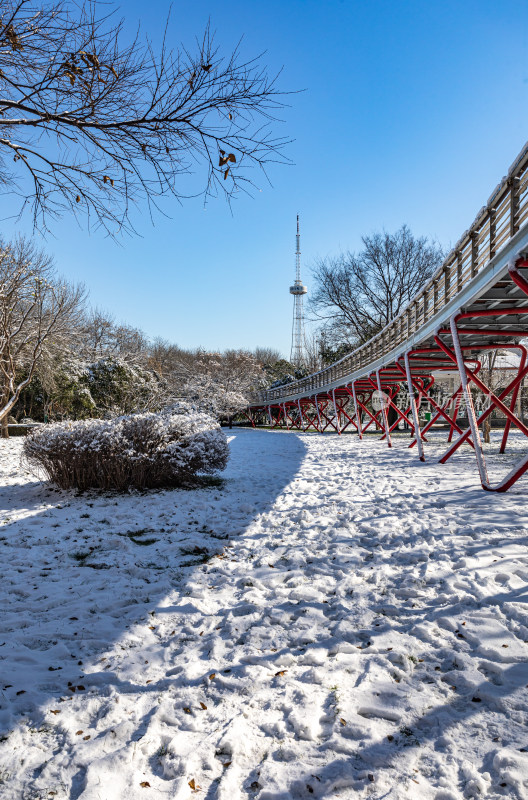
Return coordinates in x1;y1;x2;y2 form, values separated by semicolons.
1;428;528;800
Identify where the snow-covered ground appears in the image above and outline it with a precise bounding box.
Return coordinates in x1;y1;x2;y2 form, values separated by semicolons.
1;428;528;800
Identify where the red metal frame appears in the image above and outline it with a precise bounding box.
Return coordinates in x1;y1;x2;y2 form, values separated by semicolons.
248;259;528;492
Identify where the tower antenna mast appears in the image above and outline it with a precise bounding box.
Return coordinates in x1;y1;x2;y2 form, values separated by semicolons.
289;215;308;366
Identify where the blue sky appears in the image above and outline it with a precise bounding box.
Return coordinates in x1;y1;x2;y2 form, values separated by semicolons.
3;0;528;357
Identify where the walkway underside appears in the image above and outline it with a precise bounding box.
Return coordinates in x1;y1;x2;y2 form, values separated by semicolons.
248;256;528;492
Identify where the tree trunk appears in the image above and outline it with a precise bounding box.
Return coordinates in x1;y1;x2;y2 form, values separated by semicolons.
483;415;491;444
387;404;398;428
1;414;9;439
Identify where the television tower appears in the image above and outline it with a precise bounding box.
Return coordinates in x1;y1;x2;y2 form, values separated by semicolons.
289;215;308;366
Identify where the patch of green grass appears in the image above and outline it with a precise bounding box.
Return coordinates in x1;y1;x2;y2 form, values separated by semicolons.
156;743;169;759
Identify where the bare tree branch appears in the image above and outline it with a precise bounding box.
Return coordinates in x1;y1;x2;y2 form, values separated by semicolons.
0;1;291;235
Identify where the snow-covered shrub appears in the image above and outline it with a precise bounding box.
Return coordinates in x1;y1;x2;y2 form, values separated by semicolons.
23;408;229;490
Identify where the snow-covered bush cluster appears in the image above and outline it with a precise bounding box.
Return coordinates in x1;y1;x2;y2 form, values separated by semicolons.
51;356;165;419
23;406;229;490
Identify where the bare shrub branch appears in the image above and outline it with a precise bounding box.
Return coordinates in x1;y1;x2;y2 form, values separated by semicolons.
23;408;229;490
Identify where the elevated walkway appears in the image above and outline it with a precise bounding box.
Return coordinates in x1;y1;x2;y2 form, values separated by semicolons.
248;142;528;492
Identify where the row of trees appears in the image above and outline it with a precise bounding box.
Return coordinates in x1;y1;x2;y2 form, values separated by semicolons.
0;237;298;434
0;223;454;435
